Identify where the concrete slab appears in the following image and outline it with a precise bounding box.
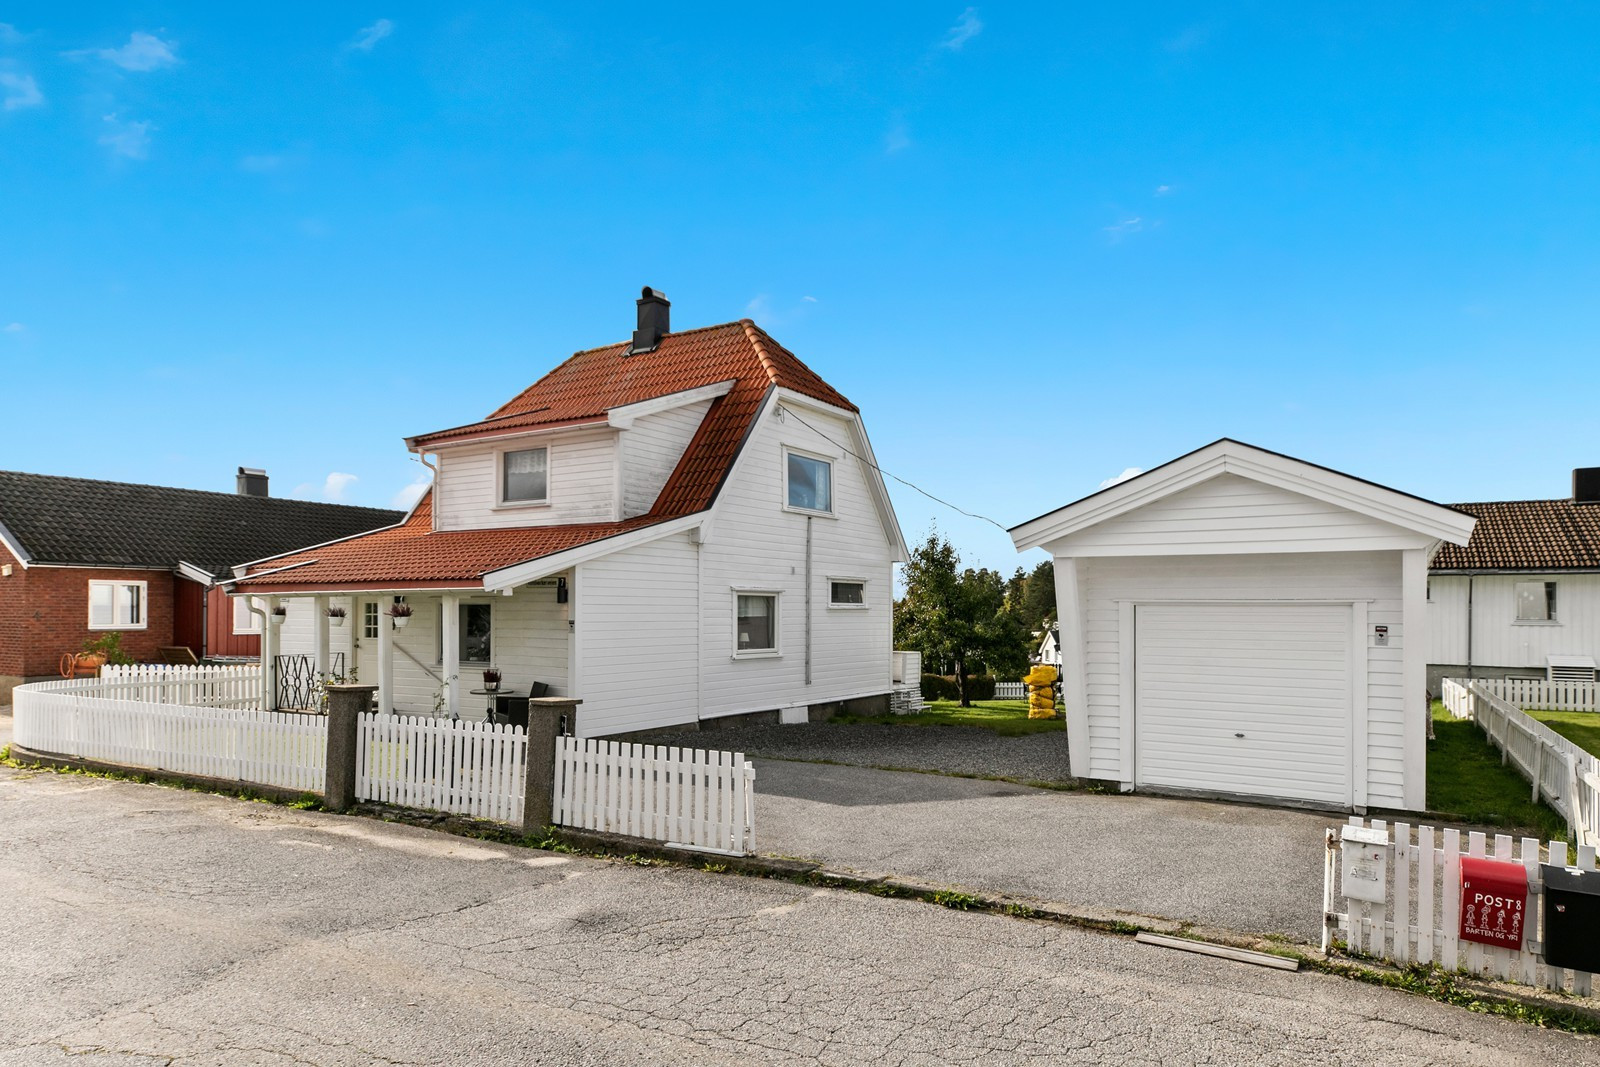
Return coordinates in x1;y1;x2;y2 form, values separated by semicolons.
751;758;1335;942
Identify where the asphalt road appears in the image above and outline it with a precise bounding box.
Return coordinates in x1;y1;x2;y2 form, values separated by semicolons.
0;763;1592;1065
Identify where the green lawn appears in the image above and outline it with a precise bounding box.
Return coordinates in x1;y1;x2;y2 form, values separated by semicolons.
1526;708;1600;759
1427;704;1569;841
836;699;1065;737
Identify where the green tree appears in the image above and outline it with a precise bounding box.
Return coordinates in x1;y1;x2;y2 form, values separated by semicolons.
895;530;1031;706
1019;560;1056;631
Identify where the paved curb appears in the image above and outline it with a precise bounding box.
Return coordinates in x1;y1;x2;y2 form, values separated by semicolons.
7;743;313;806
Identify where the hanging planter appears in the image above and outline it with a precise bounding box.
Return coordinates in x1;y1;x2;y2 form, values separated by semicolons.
269;607;288;627
326;606;347;628
386;602;413;630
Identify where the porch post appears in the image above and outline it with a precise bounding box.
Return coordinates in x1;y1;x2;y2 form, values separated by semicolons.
312;594;330;680
441;593;460;718
260;596;279;712
377;597;394;715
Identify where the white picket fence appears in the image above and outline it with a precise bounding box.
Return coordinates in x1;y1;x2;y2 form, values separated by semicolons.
994;682;1027;700
96;663;264;710
12;677;325;793
1442;678;1600;847
555;737;756;854
356;713;528;824
1464;677;1597;713
1327;817;1597;995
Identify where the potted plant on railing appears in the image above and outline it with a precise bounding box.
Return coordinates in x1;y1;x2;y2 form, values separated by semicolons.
386;602;413;630
325;605;347;628
269;605;288;627
481;667;501;693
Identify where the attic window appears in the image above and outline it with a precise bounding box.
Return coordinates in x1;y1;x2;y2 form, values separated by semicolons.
785;451;833;514
500;447;549;506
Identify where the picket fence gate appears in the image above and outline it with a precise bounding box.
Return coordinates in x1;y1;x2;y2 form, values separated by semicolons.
1442;678;1600;848
356;713;528;825
12;680;324;793
1327;817;1598;995
554;737;756;855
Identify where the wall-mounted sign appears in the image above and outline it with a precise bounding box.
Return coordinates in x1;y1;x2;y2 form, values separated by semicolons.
1459;856;1528;949
1373;624;1389;647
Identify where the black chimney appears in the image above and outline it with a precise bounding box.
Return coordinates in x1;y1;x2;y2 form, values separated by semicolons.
236;467;269;497
628;287;670;355
1574;467;1600;505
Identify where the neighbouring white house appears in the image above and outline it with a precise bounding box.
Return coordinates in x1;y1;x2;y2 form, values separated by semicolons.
1033;625;1061;668
228;288;908;737
1426;468;1600;693
1010;440;1476;813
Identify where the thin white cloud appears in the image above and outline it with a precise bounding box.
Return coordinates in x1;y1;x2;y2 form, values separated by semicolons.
0;24;25;45
391;473;431;510
99;113;153;159
1163;25;1209;53
744;294;770;318
91;31;180;71
348;19;394;52
941;8;983;51
239;153;284;172
322;472;359;502
1154;184;1173;197
884;120;911;154
1099;467;1144;489
802;295;818;303
1103;216;1143;241
3;322;23;333
0;72;42;110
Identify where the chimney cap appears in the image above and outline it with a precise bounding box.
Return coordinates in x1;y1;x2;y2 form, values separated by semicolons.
639;286;669;302
628;286;671;355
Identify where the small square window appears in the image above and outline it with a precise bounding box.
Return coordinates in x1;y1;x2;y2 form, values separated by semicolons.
502;447;549;504
786;452;832;513
829;580;866;607
362;602;380;639
1515;581;1557;622
736;593;777;654
88;580;147;630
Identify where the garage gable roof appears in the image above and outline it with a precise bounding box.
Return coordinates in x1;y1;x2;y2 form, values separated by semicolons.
1009;439;1476;554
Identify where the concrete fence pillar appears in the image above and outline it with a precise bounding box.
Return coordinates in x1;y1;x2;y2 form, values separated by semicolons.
523;698;580;836
324;684;376;811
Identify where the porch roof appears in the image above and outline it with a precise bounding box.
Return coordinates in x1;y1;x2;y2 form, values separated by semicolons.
232;492;669;591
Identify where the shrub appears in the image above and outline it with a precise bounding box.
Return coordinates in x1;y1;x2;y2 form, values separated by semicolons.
919;674;997;701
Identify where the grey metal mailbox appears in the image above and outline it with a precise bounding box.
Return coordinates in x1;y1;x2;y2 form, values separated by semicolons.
1540;864;1600;973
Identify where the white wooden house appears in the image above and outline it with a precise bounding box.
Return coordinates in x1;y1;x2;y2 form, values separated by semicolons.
1011;440;1475;812
1033;626;1061;668
230;289;908;736
1426;470;1600;692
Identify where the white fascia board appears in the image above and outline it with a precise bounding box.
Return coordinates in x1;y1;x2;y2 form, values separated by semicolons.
0;518;31;568
1011;440;1476;553
480;515;705;590
770;388;910;562
607;379;736;430
409;420;612;452
174;560;216;585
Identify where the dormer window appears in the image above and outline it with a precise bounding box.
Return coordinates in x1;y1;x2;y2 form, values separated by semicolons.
501;447;549;506
785;450;832;514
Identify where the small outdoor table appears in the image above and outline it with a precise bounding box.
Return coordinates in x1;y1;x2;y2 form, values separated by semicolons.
467;688;520;723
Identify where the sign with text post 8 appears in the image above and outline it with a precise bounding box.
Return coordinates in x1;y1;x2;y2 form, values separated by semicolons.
1459;856;1528;950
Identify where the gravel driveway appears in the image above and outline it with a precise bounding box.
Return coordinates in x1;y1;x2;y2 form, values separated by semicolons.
661;721;1074;784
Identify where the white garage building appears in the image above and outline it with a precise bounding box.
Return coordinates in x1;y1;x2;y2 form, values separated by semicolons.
1010;440;1476;812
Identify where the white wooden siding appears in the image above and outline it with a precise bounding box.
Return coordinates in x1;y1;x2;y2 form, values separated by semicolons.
433;429;619;530
1075;551;1408;809
1427;572;1600;670
574;535;702;737
697;402;896;722
1055;474;1423;557
619;400;712;518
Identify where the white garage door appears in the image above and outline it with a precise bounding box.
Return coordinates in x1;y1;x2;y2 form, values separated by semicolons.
1135;603;1351;805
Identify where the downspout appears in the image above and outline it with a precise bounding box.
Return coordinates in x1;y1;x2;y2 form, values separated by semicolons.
415;451;440;531
246;596;271;709
1466;574;1475;680
200;580;209;661
804;516;813;686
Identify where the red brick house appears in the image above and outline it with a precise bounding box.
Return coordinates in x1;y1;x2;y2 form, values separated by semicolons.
0;468;400;701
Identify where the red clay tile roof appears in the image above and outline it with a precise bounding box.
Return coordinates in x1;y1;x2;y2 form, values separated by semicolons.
237;319;856;590
235;492;671;589
1431;499;1600;571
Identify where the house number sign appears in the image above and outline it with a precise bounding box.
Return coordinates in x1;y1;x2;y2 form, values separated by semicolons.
1459;856;1528;950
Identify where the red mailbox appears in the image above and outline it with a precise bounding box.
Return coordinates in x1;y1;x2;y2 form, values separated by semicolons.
1459;856;1529;949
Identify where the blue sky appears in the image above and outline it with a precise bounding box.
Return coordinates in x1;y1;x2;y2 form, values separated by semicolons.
4;5;1599;575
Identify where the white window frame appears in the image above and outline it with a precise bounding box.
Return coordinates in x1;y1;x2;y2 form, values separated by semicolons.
1513;580;1559;624
438;600;495;666
233;595;262;635
495;443;552;509
782;447;835;517
731;588;782;659
362;601;380;639
827;576;868;610
87;579;149;631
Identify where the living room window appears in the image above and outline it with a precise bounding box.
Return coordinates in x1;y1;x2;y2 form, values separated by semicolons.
1515;580;1558;623
734;592;779;656
88;580;147;630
